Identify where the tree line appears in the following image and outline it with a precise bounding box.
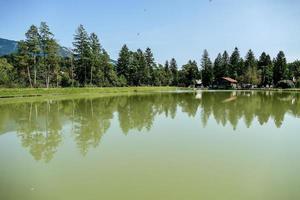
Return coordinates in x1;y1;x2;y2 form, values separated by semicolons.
0;22;300;88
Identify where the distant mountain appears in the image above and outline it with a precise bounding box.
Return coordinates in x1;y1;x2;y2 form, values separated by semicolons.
0;37;72;57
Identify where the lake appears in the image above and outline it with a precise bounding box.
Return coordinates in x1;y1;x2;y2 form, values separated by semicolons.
1;91;300;200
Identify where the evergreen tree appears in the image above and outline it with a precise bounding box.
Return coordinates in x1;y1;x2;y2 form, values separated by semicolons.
169;58;178;86
25;25;40;87
164;61;172;86
144;48;154;85
100;50;118;86
243;50;260;85
116;45;130;82
273;51;287;84
89;32;102;85
73;25;91;86
201;49;213;87
258;52;273;86
221;51;230;77
229;47;240;79
39;22;59;87
213;53;223;80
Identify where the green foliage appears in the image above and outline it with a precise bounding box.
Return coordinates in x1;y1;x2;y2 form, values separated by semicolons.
201;49;213;86
276;80;295;89
0;58;13;86
273;51;287;84
181;60;199;87
1;21;299;89
169;58;178;86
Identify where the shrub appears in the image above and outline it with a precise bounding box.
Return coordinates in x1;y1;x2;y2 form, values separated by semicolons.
276;80;295;89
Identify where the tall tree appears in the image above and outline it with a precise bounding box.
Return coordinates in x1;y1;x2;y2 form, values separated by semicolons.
221;51;230;77
25;25;40;87
39;22;59;87
229;47;240;79
258;52;273;86
116;45;131;82
73;25;91;86
89;33;102;85
243;49;260;85
213;53;223;80
144;48;154;85
201;49;213;87
170;58;178;86
273;51;287;84
164;61;172;86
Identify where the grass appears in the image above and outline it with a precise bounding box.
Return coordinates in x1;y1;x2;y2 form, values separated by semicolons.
0;87;180;104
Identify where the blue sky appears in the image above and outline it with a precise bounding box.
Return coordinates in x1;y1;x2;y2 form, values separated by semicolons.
1;0;299;65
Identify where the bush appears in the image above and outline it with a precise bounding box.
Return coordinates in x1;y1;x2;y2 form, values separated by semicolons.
296;79;300;88
276;80;295;89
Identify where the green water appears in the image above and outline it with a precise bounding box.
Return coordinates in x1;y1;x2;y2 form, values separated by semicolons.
1;91;300;200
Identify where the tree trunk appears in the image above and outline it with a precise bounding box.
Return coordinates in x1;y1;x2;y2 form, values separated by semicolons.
27;66;33;88
33;55;37;87
90;65;93;85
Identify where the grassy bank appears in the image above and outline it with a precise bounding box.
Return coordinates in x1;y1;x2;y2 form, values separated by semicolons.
0;87;179;98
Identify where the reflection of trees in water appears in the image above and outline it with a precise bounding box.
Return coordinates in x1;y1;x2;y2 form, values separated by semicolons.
0;91;299;161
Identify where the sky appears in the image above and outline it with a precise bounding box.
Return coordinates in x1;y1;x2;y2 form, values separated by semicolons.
1;0;300;66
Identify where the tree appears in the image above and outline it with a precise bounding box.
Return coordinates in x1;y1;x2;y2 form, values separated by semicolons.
213;53;223;80
258;52;273;86
116;45;130;82
242;49;260;85
99;50;118;86
221;51;230;77
73;25;91;86
170;58;178;86
17;40;32;87
229;47;240;79
25;25;41;87
201;49;213;87
39;22;59;87
273;51;287;84
0;58;13;86
89;33;102;85
144;48;154;85
164;61;172;86
181;60;199;86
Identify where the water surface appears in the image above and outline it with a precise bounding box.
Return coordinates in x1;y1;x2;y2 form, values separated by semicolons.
1;91;300;200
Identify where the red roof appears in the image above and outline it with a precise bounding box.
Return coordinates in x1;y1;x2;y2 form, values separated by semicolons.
222;77;238;83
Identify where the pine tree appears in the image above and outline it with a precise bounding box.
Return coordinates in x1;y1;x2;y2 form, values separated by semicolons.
39;22;59;87
89;33;102;85
213;53;222;80
229;47;240;79
221;51;230;77
170;58;178;86
116;45;130;82
258;52;273;86
273;51;287;85
243;50;260;85
201;50;213;87
25;25;41;87
164;61;172;86
73;24;91;86
144;48;154;85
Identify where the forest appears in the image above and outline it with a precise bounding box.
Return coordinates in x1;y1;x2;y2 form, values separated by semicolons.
0;22;300;88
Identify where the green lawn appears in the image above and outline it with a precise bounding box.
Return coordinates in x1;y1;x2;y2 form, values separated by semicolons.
0;87;179;98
